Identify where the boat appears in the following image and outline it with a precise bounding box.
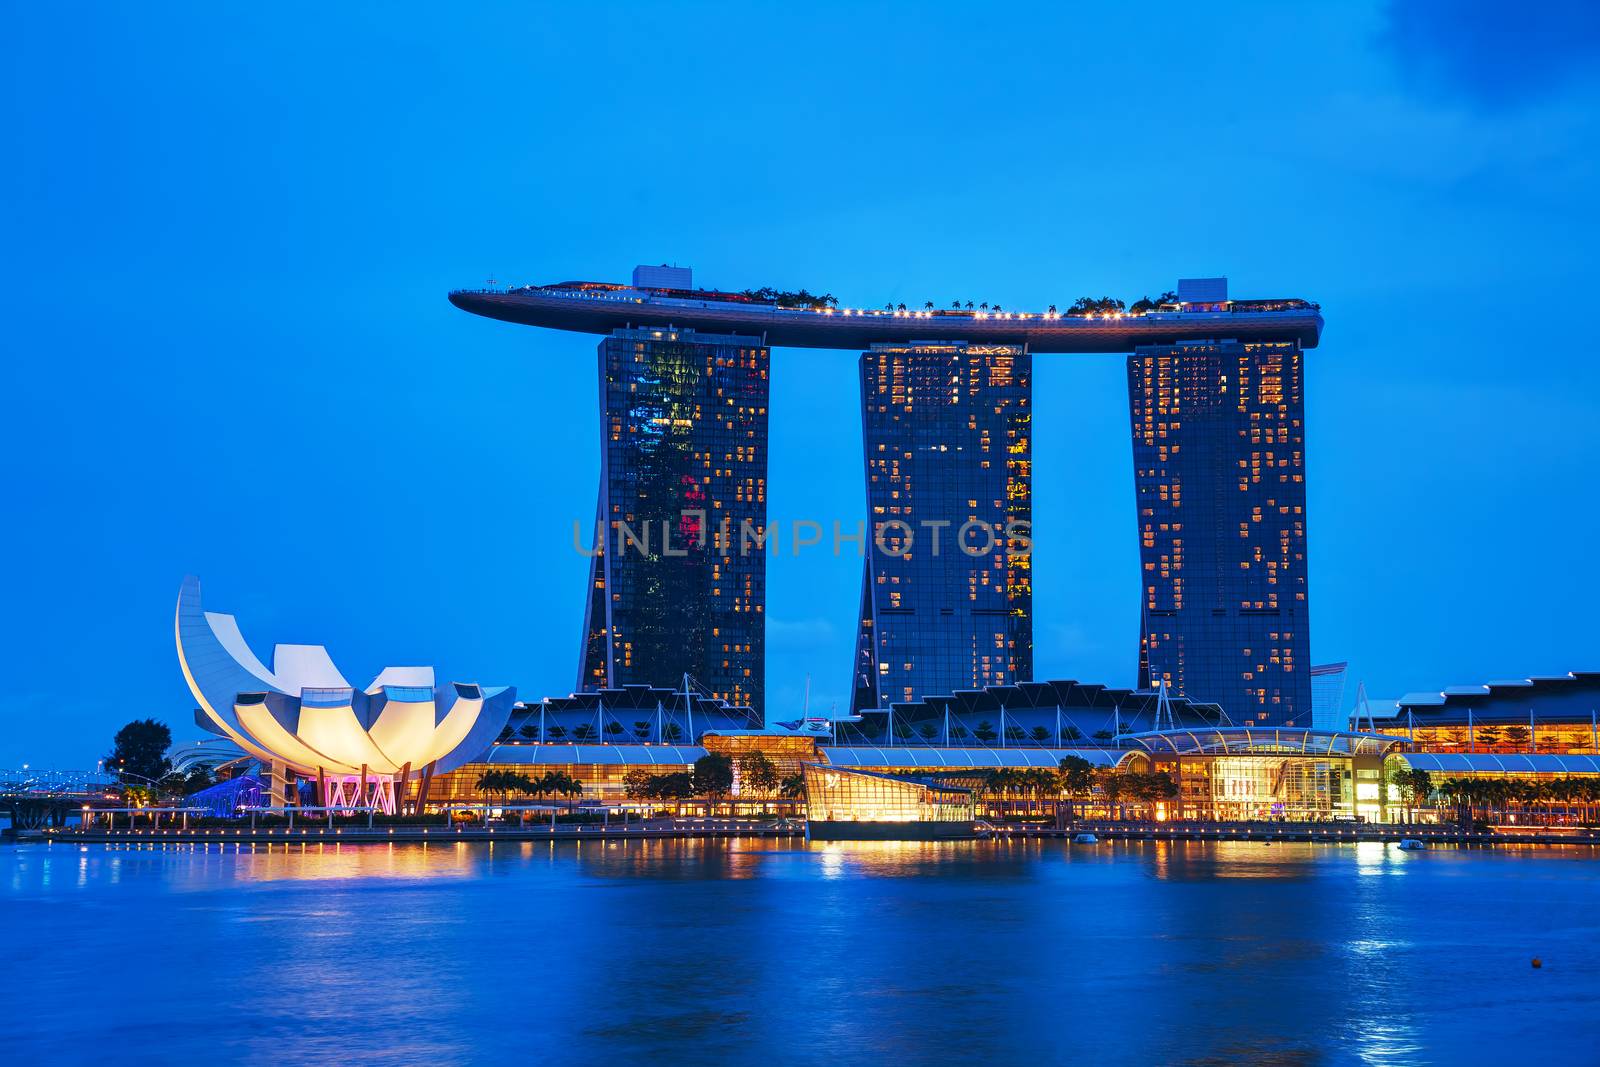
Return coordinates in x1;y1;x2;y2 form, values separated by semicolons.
1072;832;1099;844
1396;838;1426;850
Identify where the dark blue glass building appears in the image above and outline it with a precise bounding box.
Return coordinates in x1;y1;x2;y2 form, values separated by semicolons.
1128;339;1310;725
851;342;1033;713
579;327;769;712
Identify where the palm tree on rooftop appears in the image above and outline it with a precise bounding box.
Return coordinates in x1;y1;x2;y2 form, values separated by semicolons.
965;300;974;310
923;300;934;310
979;302;989;311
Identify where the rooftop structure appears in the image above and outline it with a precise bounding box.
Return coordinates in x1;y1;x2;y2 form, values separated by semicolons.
1357;671;1600;754
448;270;1323;353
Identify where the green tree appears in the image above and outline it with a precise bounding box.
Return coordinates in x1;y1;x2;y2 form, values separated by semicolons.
973;720;997;742
623;767;656;801
546;724;568;741
1057;755;1096;803
663;723;685;742
604;721;625;739
573;724;596;741
518;723;539;740
476;768;508;804
739;750;781;796
1389;767;1433;821
652;772;697;800
1501;725;1531;750
104;719;173;784
1060;725;1084;743
1092;729;1114;742
633;720;652;741
693;753;735;811
535;771;583;799
779;773;806;800
1029;726;1050;743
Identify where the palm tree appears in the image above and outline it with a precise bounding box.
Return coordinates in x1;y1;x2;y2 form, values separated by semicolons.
534;770;583;800
964;301;974;310
979;302;989;311
476;768;508;805
633;720;652;740
923;300;935;310
1060;724;1084;743
950;300;962;310
779;773;806;800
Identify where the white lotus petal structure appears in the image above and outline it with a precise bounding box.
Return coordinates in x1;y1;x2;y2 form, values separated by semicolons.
175;576;516;786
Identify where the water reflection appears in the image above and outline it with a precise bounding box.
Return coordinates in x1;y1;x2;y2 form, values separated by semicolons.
3;839;1597;1064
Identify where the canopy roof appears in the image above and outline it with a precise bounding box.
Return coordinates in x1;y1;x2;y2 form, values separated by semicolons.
1125;727;1404;757
818;746;1133;769
485;744;707;766
1391;752;1600;775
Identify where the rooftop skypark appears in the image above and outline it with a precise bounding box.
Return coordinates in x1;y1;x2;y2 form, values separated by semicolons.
449;267;1324;353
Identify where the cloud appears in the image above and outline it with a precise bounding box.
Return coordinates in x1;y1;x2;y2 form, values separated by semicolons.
1382;0;1600;109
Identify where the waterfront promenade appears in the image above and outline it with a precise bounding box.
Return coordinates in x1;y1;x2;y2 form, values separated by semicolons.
21;818;1600;848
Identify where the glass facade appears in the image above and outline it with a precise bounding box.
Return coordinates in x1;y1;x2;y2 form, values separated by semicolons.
803;764;975;824
852;343;1032;712
1128;341;1310;726
580;328;769;711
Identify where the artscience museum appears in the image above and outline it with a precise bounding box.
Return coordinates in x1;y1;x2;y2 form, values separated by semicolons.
176;576;517;812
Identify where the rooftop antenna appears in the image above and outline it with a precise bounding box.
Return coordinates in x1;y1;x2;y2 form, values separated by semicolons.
1353;681;1376;733
1153;678;1177;732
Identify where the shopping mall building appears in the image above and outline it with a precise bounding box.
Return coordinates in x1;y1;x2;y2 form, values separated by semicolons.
176;582;1600;832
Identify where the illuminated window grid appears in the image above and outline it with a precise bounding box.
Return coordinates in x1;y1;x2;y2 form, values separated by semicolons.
1130;341;1310;726
580;329;770;711
803;763;975;823
852;343;1033;712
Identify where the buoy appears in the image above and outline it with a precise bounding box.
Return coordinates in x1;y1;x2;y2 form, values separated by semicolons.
1532;958;1542;969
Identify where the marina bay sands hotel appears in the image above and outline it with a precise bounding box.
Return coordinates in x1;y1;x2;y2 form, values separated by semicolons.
449;267;1321;727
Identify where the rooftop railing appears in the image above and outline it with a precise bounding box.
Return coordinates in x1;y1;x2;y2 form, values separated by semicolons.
455;285;1319;323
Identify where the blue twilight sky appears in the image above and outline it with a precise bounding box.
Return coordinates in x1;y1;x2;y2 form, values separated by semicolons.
5;2;1600;768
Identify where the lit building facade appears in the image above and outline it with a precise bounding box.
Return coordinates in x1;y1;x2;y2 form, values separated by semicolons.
803;763;976;839
1362;671;1600;753
1128;339;1310;725
175;576;517;813
580;327;770;711
852;342;1032;712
